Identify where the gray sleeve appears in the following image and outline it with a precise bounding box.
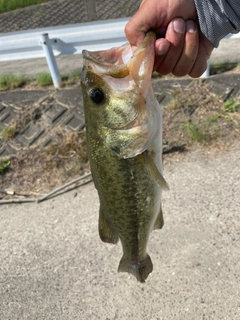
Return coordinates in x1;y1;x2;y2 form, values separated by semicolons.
193;0;240;47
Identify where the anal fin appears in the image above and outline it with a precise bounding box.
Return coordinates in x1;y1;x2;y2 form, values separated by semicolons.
99;207;118;244
118;254;153;283
153;207;164;230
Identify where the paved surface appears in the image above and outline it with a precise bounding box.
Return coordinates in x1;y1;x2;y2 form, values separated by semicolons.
0;88;85;157
0;142;239;319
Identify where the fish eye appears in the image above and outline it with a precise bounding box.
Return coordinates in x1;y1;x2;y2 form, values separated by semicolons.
90;88;105;104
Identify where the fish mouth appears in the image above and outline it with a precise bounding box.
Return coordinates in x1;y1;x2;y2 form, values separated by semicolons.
82;42;132;67
82;32;158;159
82;48;130;78
82;31;156;80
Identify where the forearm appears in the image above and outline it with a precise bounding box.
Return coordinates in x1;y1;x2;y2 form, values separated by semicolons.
194;0;240;47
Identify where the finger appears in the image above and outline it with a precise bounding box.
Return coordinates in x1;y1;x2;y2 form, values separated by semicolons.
153;38;171;71
155;18;185;75
125;16;146;47
189;50;207;78
189;34;214;78
125;3;164;47
172;20;199;77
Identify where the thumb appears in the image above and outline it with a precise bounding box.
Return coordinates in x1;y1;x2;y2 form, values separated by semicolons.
125;2;165;47
125;15;147;47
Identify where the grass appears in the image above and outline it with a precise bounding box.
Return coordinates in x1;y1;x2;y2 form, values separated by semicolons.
0;126;17;140
182;121;207;143
163;82;240;149
0;70;81;91
0;74;27;91
0;160;10;174
182;120;219;143
210;63;238;75
223;97;240;113
0;130;89;195
46;130;88;179
61;70;81;86
35;73;53;86
0;0;48;13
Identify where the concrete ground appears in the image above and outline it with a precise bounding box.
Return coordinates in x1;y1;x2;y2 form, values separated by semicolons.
0;142;239;319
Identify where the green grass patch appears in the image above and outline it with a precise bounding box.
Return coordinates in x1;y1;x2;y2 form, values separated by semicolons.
61;70;81;86
0;74;27;91
68;70;81;81
0;0;48;13
210;63;238;75
0;160;10;174
206;114;220;125
182;121;208;143
0;70;81;90
223;97;240;113
35;73;53;86
182;120;220;144
0;126;17;140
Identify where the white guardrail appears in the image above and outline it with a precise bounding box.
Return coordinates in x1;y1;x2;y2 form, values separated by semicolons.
0;17;239;88
0;18;129;88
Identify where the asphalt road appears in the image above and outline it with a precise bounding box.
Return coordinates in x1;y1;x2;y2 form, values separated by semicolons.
0;143;239;320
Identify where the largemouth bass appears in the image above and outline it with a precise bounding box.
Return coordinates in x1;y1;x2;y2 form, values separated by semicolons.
80;32;168;283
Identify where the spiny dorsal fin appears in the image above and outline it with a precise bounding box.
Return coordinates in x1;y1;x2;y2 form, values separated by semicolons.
144;151;169;191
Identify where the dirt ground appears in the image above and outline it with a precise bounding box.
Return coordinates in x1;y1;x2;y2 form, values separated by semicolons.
0;67;240;201
0;68;239;320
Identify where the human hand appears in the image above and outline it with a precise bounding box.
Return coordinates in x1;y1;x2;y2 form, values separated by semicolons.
125;0;214;78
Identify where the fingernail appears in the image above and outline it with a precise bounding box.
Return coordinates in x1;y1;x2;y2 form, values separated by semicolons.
186;20;196;33
173;19;185;33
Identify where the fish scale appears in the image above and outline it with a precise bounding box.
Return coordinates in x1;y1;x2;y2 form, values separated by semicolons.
81;32;169;282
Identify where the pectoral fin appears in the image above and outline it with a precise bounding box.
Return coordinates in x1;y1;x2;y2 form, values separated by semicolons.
99;207;118;244
153;207;164;230
144;151;169;191
105;129;145;159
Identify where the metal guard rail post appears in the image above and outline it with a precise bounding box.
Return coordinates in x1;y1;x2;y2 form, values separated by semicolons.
40;33;61;88
0;18;129;88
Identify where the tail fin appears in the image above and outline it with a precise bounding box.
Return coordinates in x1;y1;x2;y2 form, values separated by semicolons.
118;254;153;283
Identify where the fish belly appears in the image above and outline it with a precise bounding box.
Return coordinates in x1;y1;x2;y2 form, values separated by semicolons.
89;141;162;282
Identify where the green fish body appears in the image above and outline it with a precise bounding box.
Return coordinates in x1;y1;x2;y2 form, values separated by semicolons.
81;32;168;282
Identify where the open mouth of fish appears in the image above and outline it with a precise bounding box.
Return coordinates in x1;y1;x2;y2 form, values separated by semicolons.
81;32;160;158
82;31;155;80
